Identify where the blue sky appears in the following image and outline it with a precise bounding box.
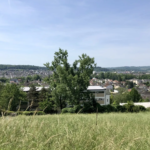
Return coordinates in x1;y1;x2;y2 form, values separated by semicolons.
0;0;150;67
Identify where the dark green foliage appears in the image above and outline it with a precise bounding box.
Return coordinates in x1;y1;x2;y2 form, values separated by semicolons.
73;105;82;113
62;105;82;113
102;105;116;112
129;88;142;102
19;111;45;115
62;102;146;114
114;105;126;112
61;108;75;113
0;84;27;111
124;102;135;112
0;78;9;83
38;90;56;113
126;81;134;89
61;108;69;113
3;111;15;115
82;103;95;113
2;111;45;116
28;85;39;102
32;75;42;81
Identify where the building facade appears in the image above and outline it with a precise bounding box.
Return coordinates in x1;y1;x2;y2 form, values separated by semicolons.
87;86;110;105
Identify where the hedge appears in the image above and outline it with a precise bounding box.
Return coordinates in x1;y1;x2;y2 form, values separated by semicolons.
0;111;45;116
62;103;146;113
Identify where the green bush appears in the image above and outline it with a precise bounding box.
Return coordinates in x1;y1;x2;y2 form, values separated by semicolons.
138;105;146;111
115;105;126;112
103;105;116;113
4;111;15;115
73;105;82;113
62;102;147;114
68;108;75;113
124;103;135;112
36;111;45;115
17;111;45;116
62;108;69;113
95;103;105;113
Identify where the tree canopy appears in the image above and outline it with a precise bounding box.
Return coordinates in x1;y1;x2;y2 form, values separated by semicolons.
44;48;96;110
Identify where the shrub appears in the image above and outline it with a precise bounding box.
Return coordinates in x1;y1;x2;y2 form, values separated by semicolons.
82;104;95;113
4;111;15;115
124;103;135;112
138;105;146;111
103;105;116;113
17;111;45;116
68;108;75;113
62;108;69;113
115;105;126;112
73;105;82;113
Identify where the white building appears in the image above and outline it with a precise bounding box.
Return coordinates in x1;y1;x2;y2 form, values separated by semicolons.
120;102;150;108
87;86;110;105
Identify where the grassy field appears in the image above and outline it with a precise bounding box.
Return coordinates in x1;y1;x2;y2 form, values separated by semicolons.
0;113;150;150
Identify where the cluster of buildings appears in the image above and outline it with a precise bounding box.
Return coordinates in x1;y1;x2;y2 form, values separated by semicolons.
90;78;150;101
0;69;52;79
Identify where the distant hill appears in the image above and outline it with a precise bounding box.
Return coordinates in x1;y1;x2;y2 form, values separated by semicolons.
0;64;46;70
94;67;109;72
0;64;109;72
1;64;149;72
107;66;150;72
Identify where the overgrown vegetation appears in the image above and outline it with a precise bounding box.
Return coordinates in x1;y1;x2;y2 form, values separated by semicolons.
0;113;150;149
61;102;146;113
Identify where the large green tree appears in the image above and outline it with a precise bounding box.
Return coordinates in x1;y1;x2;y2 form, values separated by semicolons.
44;48;95;110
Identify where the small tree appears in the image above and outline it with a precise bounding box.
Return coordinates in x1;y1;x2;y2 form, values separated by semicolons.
27;85;39;110
129;88;142;102
0;84;27;111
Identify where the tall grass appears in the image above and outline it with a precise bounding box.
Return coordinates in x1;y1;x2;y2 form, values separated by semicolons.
0;113;150;149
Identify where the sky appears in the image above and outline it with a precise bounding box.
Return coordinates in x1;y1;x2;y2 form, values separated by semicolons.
0;0;150;67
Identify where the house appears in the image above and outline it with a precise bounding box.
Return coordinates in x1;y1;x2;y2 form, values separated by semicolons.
138;84;148;90
86;86;110;105
113;80;119;84
10;79;19;84
103;83;113;90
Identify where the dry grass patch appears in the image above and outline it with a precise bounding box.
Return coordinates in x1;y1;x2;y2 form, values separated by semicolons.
0;113;150;150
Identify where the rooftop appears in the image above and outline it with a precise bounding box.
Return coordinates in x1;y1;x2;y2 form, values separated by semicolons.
87;86;106;91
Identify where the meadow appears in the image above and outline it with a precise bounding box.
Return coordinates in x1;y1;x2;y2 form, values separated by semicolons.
0;113;150;150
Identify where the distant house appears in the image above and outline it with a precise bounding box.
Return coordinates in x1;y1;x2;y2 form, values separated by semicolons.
113;80;119;84
138;84;148;90
10;79;19;84
103;84;113;90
